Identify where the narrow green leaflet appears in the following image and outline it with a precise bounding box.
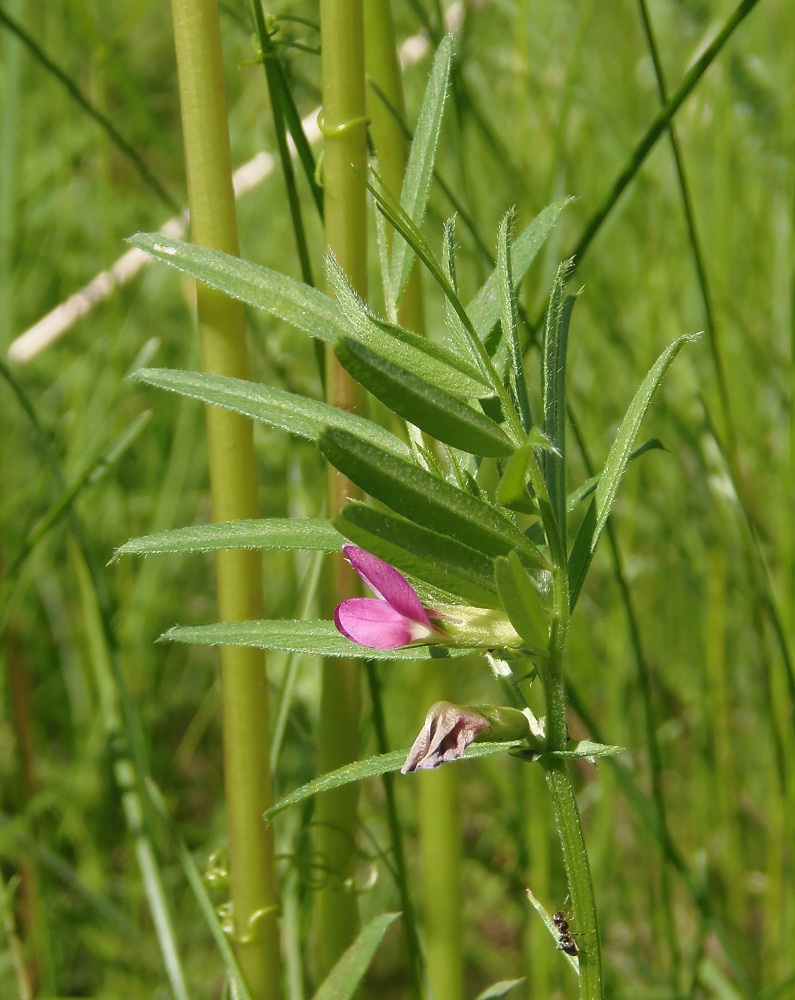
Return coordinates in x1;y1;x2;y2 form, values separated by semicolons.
129;233;349;339
338;502;500;608
525;888;579;975
568;334;698;608
546;739;623;760
542;262;576;549
312;914;400;1000
264;741;526;821
390;34;454;307
319;428;549;566
566;438;665;511
475;980;526;1000
326;252;492;399
335;337;514;457
162;619;475;660
467;198;574;345
132;233;490;399
134;368;410;458
113;518;343;560
366;172;499;393
495;432;558;510
497;210;532;433
494;553;550;653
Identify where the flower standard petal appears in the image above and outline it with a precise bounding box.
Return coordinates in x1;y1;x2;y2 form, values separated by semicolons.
343;545;430;624
334;598;435;650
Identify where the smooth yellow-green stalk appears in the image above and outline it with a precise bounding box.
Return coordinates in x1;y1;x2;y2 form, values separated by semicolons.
169;2;281;996
364;8;459;999
314;0;368;983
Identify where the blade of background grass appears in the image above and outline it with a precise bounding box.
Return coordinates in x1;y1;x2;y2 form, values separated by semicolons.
311;913;400;1000
70;541;191;1000
249;0;315;286
634;0;736;466
565;681;756;997
146;779;252;1000
364;661;425;996
525;0;763;340
0;8;178;212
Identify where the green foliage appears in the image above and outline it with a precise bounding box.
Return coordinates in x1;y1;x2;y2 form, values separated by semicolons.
4;2;792;997
311;913;400;1000
265;742;527;821
162;619;475;659
334;336;514;456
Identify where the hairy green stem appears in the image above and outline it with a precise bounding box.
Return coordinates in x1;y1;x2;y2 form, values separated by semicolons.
314;0;368;983
170;1;281;995
541;549;603;997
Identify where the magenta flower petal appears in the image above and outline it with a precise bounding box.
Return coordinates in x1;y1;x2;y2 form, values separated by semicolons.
335;598;434;650
343;545;430;624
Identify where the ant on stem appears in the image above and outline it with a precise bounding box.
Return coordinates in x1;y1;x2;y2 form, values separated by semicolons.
552;907;579;956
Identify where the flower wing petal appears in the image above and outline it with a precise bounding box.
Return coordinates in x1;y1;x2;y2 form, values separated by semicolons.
334;598;433;650
343;545;429;623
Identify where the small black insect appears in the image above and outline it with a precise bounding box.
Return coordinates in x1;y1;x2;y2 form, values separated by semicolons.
553;908;579;956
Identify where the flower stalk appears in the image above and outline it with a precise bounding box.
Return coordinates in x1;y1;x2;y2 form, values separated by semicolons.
315;0;369;983
169;0;281;995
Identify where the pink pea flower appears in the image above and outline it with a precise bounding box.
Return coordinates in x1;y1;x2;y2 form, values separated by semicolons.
401;701;492;773
334;545;445;650
402;702;532;773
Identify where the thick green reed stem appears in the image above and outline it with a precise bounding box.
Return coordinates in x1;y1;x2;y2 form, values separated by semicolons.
169;2;281;996
315;0;369;983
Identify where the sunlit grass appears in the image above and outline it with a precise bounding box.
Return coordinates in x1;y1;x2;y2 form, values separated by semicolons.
1;1;792;997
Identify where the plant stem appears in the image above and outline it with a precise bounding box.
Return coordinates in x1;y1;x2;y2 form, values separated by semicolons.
170;1;281;996
541;557;603;998
543;762;602;999
315;0;368;983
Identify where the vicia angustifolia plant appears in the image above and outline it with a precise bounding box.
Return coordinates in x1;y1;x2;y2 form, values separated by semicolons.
118;35;696;1000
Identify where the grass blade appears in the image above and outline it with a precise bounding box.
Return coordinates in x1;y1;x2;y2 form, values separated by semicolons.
568;334;698;608
146;779;251;1000
312;913;400;1000
0;8;178;212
